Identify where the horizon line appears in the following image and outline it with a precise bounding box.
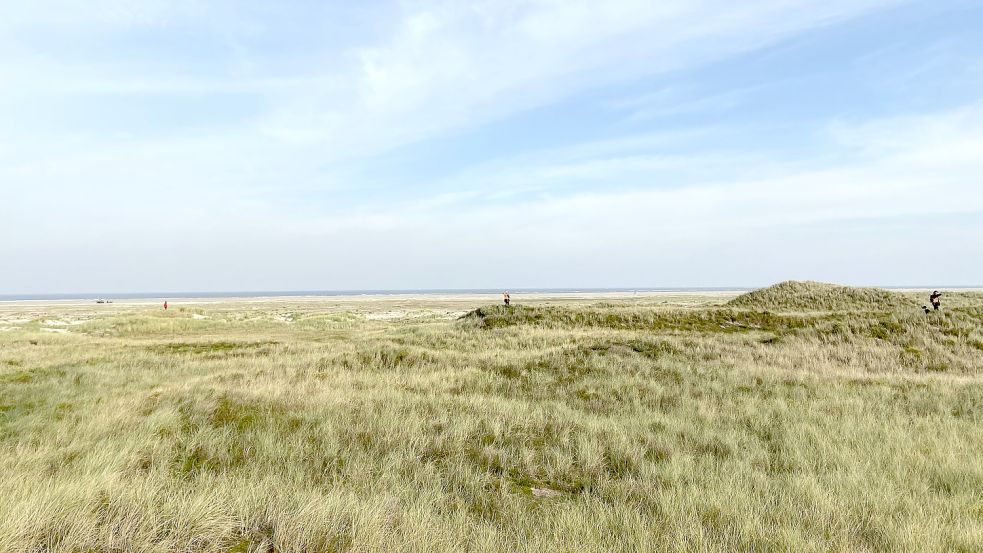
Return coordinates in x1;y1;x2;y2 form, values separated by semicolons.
2;284;981;302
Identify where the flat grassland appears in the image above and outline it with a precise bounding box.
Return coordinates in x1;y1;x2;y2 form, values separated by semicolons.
1;284;982;552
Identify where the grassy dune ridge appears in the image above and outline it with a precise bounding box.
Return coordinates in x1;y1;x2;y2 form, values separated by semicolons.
724;281;919;311
0;285;982;551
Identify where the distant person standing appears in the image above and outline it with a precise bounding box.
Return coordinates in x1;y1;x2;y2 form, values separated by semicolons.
164;300;168;310
503;291;511;307
930;291;942;311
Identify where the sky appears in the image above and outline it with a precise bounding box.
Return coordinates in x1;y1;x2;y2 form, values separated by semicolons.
1;0;982;294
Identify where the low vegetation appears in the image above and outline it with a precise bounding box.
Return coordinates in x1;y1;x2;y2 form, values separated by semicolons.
1;287;981;551
726;280;918;311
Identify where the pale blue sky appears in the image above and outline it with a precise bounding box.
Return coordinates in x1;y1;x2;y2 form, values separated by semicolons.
2;0;981;293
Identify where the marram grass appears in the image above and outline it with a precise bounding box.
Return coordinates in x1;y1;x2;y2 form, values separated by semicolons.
1;287;982;552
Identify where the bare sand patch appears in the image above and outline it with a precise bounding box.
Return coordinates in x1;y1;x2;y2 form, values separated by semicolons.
364;311;408;320
1;317;33;325
43;319;72;326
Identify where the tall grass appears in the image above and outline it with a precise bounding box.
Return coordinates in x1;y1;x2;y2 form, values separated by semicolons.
1;290;981;551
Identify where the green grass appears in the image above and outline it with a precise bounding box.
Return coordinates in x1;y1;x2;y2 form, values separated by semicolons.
0;290;982;551
726;280;919;311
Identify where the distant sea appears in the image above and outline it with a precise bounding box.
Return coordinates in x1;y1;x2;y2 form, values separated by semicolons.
1;286;978;302
0;287;751;301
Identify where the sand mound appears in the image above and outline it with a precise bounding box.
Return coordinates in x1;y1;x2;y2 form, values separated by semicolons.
727;281;915;312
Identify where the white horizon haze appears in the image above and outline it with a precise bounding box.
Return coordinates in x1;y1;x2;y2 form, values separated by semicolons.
2;0;982;294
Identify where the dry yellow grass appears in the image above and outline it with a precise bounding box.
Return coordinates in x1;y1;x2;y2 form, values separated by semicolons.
1;287;981;552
